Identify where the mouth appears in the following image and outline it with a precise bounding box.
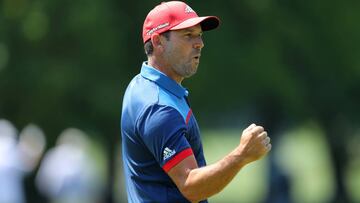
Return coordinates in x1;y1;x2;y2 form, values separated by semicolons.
193;55;201;60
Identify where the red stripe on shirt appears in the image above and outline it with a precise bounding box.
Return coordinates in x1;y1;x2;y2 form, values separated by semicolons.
163;148;193;172
185;109;192;125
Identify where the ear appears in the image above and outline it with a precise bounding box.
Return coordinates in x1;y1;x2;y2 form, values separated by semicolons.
150;33;164;52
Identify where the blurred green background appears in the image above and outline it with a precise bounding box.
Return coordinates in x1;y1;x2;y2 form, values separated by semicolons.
1;0;359;202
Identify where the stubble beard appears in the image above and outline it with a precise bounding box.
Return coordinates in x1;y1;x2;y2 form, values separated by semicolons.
173;60;199;78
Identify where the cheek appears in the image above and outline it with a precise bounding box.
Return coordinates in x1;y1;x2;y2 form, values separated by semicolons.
168;47;185;60
165;42;191;61
176;46;192;60
164;43;177;55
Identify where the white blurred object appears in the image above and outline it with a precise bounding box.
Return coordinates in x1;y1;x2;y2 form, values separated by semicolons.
0;119;46;203
36;128;104;203
0;119;23;203
18;124;46;170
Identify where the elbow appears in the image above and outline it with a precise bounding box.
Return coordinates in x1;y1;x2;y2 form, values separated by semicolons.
181;188;202;203
181;185;222;203
180;185;212;203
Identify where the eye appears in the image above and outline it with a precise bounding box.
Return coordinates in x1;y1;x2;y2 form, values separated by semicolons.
184;33;192;38
183;32;202;39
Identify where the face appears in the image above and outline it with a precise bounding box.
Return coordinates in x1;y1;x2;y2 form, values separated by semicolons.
161;24;204;81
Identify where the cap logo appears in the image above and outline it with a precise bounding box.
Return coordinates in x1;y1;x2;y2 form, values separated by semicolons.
185;5;195;13
147;22;170;36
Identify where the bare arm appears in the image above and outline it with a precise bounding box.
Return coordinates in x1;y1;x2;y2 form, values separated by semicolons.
167;123;272;202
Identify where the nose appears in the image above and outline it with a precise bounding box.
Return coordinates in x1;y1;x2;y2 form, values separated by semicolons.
194;36;204;49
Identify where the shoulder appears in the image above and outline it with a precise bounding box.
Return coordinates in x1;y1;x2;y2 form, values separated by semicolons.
122;75;160;121
125;74;160;104
135;104;188;142
138;104;185;131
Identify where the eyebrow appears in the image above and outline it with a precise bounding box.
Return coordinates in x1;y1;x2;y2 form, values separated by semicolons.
181;27;202;33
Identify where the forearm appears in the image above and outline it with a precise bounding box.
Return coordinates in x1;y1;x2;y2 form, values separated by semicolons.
181;148;249;202
169;124;271;202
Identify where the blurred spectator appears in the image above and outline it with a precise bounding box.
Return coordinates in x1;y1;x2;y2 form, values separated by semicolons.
36;128;106;203
0;119;46;203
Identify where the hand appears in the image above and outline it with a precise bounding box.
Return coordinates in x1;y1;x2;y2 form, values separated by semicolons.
236;123;271;164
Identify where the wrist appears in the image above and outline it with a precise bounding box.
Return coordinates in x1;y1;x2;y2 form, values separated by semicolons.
228;147;249;169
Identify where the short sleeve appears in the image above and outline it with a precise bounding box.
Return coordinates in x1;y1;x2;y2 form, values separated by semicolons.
137;104;193;172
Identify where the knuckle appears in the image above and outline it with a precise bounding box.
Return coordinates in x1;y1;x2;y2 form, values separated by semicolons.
257;133;265;139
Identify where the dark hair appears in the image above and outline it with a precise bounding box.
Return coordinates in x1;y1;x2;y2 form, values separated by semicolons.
144;31;171;56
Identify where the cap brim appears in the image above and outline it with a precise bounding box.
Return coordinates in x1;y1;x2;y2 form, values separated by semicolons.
170;16;220;31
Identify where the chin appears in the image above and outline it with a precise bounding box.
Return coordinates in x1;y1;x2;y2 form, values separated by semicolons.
185;69;197;78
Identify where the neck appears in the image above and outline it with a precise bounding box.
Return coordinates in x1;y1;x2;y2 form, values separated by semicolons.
148;58;183;84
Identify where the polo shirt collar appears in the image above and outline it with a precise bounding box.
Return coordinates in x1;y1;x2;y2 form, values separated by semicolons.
140;62;189;98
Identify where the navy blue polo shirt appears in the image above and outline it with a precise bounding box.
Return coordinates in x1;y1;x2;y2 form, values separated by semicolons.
121;62;207;203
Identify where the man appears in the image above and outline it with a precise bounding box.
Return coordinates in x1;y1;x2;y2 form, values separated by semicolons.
121;1;271;202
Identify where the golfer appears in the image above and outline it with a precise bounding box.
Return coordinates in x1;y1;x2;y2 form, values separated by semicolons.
121;1;271;202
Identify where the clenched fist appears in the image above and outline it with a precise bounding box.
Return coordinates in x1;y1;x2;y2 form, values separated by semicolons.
237;123;271;164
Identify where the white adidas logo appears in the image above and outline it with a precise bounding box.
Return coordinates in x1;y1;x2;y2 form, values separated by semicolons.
163;147;176;160
185;5;195;13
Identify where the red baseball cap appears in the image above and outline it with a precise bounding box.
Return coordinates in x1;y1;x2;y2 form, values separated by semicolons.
142;1;220;43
